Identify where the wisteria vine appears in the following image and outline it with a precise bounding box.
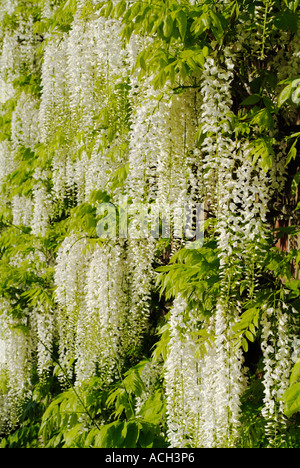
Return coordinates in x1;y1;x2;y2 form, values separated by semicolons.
0;0;299;448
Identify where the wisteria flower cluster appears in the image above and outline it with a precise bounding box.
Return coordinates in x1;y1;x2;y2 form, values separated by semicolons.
0;0;299;448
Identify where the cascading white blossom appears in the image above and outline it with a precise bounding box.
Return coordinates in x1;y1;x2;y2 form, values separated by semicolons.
39;33;71;210
164;296;203;448
0;140;15;195
31;167;52;237
39;34;69;145
0;0;298;448
127;46;201;211
126;44;203;411
261;306;282;446
228;151;271;295
261;303;295;447
0;303;32;433
11;92;40;150
30;184;49;236
195;55;248;447
11;195;33;227
0;6;48;430
55;234;154;387
125;238;155;353
54;234;92;382
31;304;55;378
0;31;19;84
148;52;249;448
66;14;96;134
198;317;218;448
75;242;127;384
126;35;166;203
213;301;247;448
200;58;235;218
49;11;130;205
0;30;15;102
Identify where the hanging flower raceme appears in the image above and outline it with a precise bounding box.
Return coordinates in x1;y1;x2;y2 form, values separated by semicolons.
0;0;299;449
127;35;201;210
39;34;69;145
31;304;55;379
125;237;155;355
198;44;297;451
0;140;15;196
0;302;32;434
261;301;296;447
164;296;203;448
194;55;247;447
31;180;52;237
75;242;128;385
52;11;130;205
54;234;92;383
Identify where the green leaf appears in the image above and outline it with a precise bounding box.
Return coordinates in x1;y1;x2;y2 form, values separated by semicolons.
292;79;300;105
241;94;261;106
114;0;126;18
209;10;224;42
245;330;255;342
138;390;165;425
278;78;295;86
251;108;274;130
127;1;142;22
177;60;189;81
104;0;114;18
163;15;174;38
63;424;82;447
242;338;249;352
248;138;274;171
138;422;155;448
93;420;140;448
278;83;293;107
290;359;300;385
122;368;145;397
121;421;140;448
191;13;210;36
153;69;167;89
165;62;176;84
94;421;121;448
287;139;298;165
283;382;300;417
107;163;129;191
274;11;298;32
176;10;187;40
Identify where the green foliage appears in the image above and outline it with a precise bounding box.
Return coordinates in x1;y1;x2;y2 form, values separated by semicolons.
0;378;61;448
156;239;220;313
232;306;260;353
95;0;231;88
34;0;76;35
238;378;268;448
37;360;166;448
0;0;300;449
1;356;166;448
0;227;54;320
278;78;300;108
282;359;300;417
247;137;275;171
